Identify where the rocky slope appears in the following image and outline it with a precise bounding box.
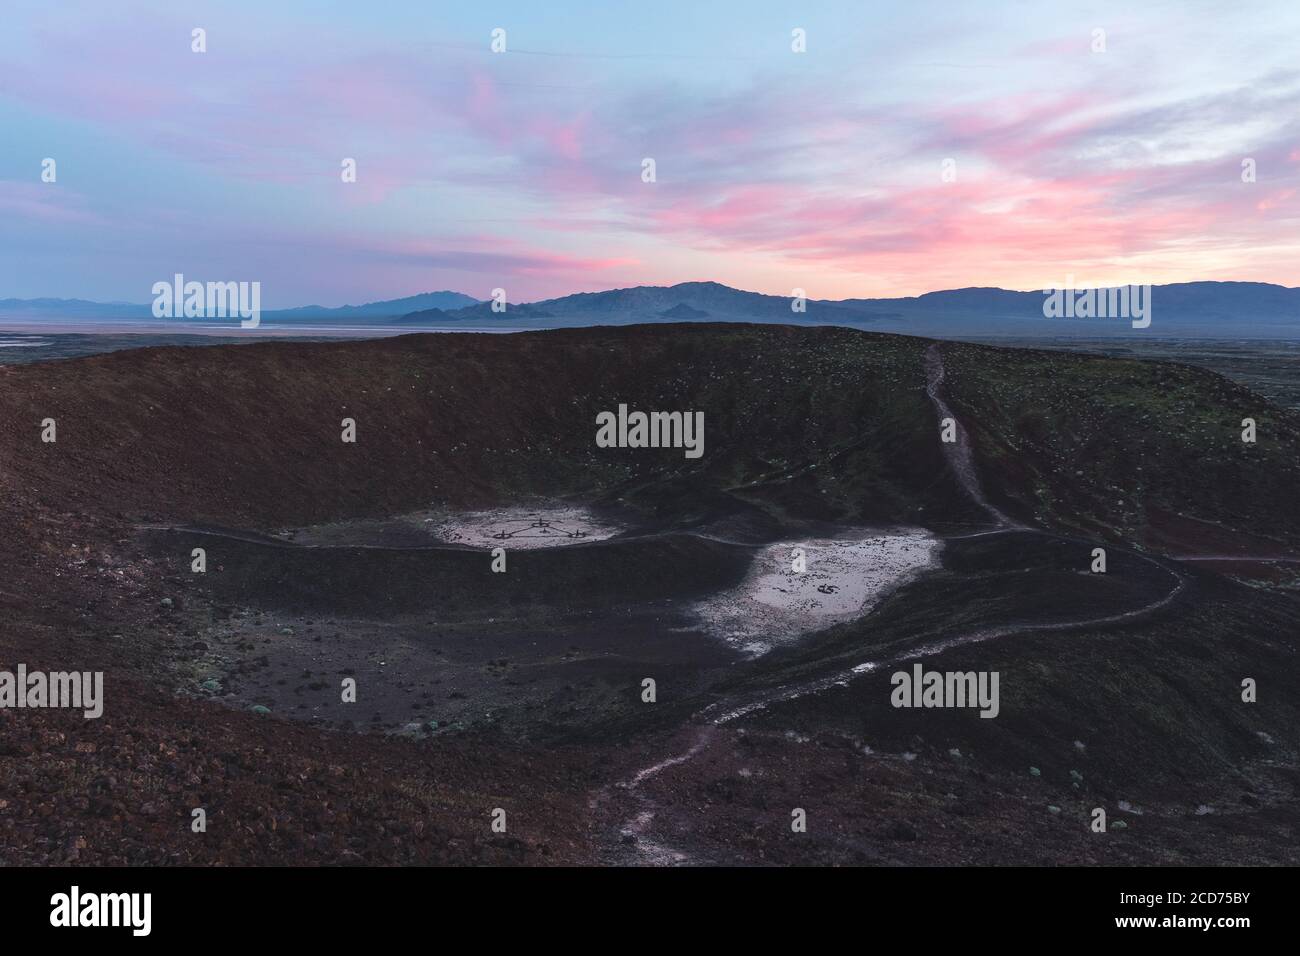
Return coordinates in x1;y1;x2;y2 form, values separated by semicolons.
1;323;1297;865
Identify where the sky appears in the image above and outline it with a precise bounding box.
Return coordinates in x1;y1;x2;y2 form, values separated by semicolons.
1;0;1298;308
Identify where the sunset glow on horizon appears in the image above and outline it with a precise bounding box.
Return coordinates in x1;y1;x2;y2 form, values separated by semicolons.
2;0;1298;307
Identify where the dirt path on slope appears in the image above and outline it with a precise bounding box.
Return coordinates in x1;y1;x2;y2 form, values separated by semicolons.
599;342;1191;864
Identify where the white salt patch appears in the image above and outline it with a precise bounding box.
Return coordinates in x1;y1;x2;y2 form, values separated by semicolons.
693;529;941;655
430;506;622;550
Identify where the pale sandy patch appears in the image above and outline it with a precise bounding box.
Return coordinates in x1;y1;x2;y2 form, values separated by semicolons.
693;529;941;656
429;506;623;550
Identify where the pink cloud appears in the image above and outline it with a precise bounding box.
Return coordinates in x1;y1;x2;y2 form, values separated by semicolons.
3;6;1298;299
0;180;104;225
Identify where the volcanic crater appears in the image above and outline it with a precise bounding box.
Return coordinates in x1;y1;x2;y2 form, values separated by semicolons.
2;323;1299;865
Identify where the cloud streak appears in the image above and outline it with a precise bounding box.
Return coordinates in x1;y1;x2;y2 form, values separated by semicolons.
0;1;1297;302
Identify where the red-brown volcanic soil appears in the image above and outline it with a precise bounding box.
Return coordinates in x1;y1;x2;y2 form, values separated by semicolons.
2;325;1298;865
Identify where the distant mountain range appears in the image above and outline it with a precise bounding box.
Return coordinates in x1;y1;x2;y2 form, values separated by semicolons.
266;291;479;319
396;281;892;326
836;282;1300;334
0;291;479;323
4;281;1299;338
398;280;1300;337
